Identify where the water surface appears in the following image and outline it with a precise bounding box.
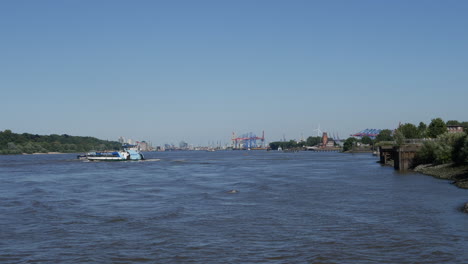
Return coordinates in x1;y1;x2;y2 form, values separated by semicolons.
0;151;467;263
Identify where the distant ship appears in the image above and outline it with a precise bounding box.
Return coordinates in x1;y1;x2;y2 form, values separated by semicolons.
84;144;145;161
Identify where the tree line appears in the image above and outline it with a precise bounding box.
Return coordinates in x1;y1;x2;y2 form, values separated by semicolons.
343;118;468;155
268;118;468;165
387;118;468;166
0;130;122;154
393;118;468;142
409;119;468;166
269;136;323;150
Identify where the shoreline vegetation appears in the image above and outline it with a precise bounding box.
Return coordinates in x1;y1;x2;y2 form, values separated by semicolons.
0;130;121;155
399;120;467;192
22;152;65;155
372;118;468;212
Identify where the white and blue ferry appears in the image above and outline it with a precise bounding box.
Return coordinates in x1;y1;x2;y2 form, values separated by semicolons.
84;144;144;161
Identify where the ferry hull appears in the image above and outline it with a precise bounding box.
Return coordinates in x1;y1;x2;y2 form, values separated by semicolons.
83;144;144;161
86;156;127;161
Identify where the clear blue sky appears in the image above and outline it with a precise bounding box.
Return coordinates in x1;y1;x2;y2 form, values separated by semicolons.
1;0;467;146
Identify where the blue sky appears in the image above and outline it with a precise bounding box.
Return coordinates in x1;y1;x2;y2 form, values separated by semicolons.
1;0;467;146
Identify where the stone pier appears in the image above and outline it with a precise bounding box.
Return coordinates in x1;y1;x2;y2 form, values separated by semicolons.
379;144;423;172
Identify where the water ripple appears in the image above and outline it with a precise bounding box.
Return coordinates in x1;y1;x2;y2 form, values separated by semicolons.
0;152;467;263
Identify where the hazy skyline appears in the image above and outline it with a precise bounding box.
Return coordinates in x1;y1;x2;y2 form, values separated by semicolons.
1;0;467;146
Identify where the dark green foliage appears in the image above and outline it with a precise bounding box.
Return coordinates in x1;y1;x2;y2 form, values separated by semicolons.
418;122;427;138
397;123;420;139
306;136;322;146
434;133;465;164
414;141;437;165
452;133;468;165
446;120;461;126
414;132;466;165
393;129;405;146
361;136;373;145
269;142;280;150
408;118;468;166
296;140;306;147
269;140;299;150
462;122;468;132
270;136;323;150
343;137;357;152
375;129;393;142
427;118;447;138
0;130;121;154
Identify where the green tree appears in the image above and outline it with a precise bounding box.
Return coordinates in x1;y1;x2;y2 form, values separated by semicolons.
452;133;468;165
414;141;437;165
375;129;393;142
0;130;122;154
269;140;300;150
427;118;447;138
397;123;420;139
0;130;15;146
361;136;373;145
296;140;306;147
343;137;357;152
415;132;465;165
446;120;461;126
393;130;405;146
22;142;36;154
306;136;321;146
418;122;427;138
7;142;22;154
433;133;465;164
269;142;280;150
461;122;468;132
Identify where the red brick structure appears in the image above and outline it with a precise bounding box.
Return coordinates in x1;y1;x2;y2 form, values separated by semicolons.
447;125;464;133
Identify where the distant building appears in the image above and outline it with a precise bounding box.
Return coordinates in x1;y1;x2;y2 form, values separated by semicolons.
118;136;133;144
447;125;464;133
321;132;335;148
119;136;153;151
179;141;188;149
137;141;152;151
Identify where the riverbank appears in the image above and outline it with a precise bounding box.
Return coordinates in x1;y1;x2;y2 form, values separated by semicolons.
414;163;468;189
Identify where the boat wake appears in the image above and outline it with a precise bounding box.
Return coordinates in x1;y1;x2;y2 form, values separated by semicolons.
140;158;161;162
